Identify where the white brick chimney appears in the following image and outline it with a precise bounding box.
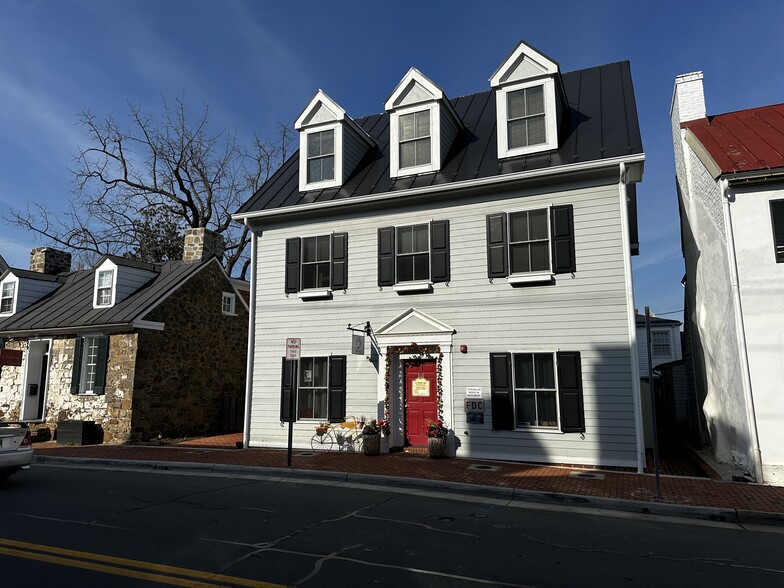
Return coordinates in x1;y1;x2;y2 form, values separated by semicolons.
671;71;706;124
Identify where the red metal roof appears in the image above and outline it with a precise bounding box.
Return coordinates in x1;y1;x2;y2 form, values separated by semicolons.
682;103;784;175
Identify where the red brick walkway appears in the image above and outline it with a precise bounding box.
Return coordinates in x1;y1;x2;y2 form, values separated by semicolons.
33;434;784;515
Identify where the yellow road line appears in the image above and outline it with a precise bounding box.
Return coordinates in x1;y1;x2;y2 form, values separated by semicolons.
0;538;284;588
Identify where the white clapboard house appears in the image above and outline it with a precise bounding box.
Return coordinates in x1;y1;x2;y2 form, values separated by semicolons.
235;41;646;469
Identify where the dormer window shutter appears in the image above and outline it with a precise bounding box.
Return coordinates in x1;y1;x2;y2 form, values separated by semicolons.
430;220;450;283
378;227;395;287
486;213;509;278
330;233;348;290
551;205;576;274
557;351;585;433
285;238;301;294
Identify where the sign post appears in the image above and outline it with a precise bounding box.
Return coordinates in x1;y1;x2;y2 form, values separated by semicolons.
285;339;301;467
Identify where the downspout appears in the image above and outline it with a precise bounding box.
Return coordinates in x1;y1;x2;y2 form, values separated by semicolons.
720;179;764;483
242;220;258;449
618;163;646;473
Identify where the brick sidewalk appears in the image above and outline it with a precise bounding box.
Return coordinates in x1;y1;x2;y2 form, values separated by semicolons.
32;435;784;516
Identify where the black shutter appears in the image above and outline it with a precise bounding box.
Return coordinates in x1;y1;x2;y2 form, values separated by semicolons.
378;227;395;287
280;358;297;422
551;205;576;274
328;356;347;423
331;233;348;290
92;336;109;395
489;353;514;430
284;238;301;293
557;351;585;433
486;213;508;278
771;200;784;263
70;337;83;395
430;220;450;283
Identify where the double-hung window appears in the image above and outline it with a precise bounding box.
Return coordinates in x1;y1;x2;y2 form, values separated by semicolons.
306;130;335;184
513;353;558;427
507;86;546;150
0;281;15;314
280;356;347;423
285;233;348;295
399;110;431;169
651;331;671;357
96;270;114;306
509;209;550;274
378;221;450;290
396;224;430;282
71;335;109;395
222;292;236;315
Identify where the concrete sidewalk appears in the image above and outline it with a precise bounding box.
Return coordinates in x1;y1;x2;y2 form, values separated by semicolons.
33;434;784;527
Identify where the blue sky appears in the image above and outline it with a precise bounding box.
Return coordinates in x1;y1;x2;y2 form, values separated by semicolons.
1;0;783;320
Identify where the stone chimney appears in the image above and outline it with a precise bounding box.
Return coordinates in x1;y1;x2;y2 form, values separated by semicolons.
182;228;225;263
671;71;706;124
29;247;72;274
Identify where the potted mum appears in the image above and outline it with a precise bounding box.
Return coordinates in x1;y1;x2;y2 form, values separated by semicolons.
425;419;449;458
362;419;382;456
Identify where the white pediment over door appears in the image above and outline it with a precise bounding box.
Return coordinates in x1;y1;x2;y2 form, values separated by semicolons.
376;307;455;337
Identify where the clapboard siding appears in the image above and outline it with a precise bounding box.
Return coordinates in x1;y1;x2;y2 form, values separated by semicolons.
16;277;61;312
249;179;639;467
115;266;157;304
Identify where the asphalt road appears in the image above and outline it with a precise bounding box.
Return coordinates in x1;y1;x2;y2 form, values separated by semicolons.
1;464;783;587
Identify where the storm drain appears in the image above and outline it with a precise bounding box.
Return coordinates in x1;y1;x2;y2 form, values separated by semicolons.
467;464;501;472
569;471;605;480
295;452;318;457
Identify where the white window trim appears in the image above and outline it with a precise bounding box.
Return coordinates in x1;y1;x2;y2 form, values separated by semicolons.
507;205;553;277
0;276;18;316
392;282;432;293
509;350;563;432
298;122;343;191
297;356;330;421
92;263;117;309
300;234;333;292
297;288;332;300
221;292;236;316
389;103;440;178
78;335;102;395
496;77;558;159
394;222;431;285
651;330;672;357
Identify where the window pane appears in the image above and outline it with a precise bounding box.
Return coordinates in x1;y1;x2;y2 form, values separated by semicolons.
322;155;334;181
537;391;558;426
0;299;11;313
413;253;429;281
2;282;13;297
316;262;330;288
312;357;327;387
316;235;330;261
98;270;113;288
302;237;317;263
415;110;430;137
400;141;416;168
308;158;322;183
526;86;544;115
510;243;530;274
397;256;413;282
297;390;315;419
307;133;321;157
302;264;316;290
530;241;549;271
415;138;431;165
313;389;328;419
508;90;526;119
508;119;527;149
529;209;548;240
413;224;429;252
515;391;536;425
534;353;555;389
527;115;546;145
400;113;416;141
514;354;534;389
509;212;529;243
320;130;334;155
299;358;314;386
398;226;413;254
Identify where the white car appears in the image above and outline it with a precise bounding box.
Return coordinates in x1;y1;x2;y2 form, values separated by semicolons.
0;422;32;481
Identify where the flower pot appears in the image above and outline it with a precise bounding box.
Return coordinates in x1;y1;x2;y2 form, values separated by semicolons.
363;433;381;456
427;436;447;458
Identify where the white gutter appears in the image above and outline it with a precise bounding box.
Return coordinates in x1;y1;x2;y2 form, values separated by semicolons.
234;153;646;223
242;221;258;449
618;162;646;473
721;178;764;483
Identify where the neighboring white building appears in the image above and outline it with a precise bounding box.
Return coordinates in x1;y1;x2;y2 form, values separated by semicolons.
236;41;647;470
671;72;784;484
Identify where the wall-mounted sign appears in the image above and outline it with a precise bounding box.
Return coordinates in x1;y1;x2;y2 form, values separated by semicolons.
351;333;365;355
465;399;485;413
411;376;431;397
465;387;483;398
285;338;301;360
0;349;22;367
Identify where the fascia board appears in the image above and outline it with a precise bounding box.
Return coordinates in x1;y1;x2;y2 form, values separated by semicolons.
489;40;560;87
294;89;346;130
385;67;444;111
684;128;723;179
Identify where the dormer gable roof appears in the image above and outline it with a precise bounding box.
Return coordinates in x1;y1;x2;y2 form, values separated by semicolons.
294;90;374;146
385;67;445;110
489;40;560;87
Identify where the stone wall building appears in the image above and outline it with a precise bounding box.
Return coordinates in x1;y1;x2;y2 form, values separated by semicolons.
0;229;248;443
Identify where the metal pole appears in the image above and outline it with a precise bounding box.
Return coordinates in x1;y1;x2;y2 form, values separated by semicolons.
287;359;297;468
645;306;662;500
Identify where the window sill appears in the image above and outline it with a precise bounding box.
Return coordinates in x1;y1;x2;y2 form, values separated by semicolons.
516;426;563;434
393;282;433;294
297;288;332;300
507;272;553;285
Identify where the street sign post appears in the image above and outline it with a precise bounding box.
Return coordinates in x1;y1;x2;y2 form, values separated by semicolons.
285;338;301;467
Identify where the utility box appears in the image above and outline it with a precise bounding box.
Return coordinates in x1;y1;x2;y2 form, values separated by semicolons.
57;420;101;445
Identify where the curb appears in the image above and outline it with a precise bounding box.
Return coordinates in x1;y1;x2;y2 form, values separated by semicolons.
33;455;784;527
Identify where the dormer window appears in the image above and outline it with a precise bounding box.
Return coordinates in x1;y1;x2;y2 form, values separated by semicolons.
96;270;114;306
490;41;563;159
0;281;15;314
399;110;431;169
307;130;335;183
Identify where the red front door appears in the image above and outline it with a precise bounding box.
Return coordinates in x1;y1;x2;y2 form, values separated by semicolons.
404;359;438;446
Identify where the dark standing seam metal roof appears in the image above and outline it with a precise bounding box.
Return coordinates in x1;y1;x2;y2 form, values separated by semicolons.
0;259;207;334
682;103;784;175
236;61;643;215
